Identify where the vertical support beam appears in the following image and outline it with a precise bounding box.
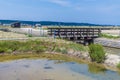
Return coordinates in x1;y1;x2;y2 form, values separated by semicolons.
58;28;61;38
71;28;72;36
77;29;78;39
51;28;52;36
83;38;88;46
93;28;94;36
73;29;75;40
88;38;94;45
98;28;101;37
65;28;67;39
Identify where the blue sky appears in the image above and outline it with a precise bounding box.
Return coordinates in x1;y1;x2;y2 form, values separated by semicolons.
0;0;120;25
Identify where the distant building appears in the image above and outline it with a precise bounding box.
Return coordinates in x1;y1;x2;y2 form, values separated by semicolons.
35;24;42;27
11;22;21;28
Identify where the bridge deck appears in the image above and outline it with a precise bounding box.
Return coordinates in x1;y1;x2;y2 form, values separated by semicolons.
48;28;101;45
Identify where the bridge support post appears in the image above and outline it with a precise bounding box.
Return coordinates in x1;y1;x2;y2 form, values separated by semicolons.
83;39;88;46
88;39;94;45
84;38;94;46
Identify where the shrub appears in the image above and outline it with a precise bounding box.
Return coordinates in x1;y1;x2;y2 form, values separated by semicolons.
117;63;120;69
0;47;5;53
27;34;32;37
89;44;106;63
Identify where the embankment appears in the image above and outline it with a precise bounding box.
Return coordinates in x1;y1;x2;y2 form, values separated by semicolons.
94;38;120;48
65;48;120;70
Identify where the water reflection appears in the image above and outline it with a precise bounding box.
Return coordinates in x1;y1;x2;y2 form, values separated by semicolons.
88;63;106;74
0;59;120;80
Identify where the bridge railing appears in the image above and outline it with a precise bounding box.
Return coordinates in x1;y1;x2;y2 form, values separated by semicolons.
48;28;101;38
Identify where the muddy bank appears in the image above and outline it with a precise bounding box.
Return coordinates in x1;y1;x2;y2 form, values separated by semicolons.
66;49;120;70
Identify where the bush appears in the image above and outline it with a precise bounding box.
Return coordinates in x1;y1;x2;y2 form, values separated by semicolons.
27;34;32;37
0;47;5;53
117;63;120;69
89;44;106;63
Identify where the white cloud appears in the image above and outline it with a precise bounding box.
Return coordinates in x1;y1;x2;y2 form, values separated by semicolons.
47;0;71;7
44;0;86;11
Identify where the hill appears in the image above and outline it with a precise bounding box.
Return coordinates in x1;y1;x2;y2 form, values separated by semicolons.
0;19;112;26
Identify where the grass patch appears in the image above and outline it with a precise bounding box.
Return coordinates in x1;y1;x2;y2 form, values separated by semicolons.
0;53;85;63
100;33;120;39
67;42;88;51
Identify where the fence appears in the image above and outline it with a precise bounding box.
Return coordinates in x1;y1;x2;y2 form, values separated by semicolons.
0;28;48;39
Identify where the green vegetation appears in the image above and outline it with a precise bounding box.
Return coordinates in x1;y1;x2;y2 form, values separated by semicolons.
0;38;109;72
0;40;48;54
0;53;85;63
67;42;88;51
0;38;86;55
27;34;33;37
100;33;120;39
89;44;106;63
117;63;120;69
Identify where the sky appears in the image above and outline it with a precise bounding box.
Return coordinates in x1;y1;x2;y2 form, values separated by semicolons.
0;0;120;25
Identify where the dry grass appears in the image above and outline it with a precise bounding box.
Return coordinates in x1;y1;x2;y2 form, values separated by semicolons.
0;31;27;38
102;30;120;36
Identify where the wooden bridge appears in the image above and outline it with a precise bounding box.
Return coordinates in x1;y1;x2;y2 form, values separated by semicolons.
48;27;101;45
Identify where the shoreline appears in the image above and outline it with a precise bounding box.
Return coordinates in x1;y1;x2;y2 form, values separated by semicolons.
66;49;120;71
0;49;120;71
0;52;107;72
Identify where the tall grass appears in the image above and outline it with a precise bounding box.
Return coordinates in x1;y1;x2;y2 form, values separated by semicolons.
67;42;88;51
0;40;47;54
0;39;87;54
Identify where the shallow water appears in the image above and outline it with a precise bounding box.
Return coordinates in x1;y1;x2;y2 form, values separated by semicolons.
0;59;120;80
104;47;120;55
